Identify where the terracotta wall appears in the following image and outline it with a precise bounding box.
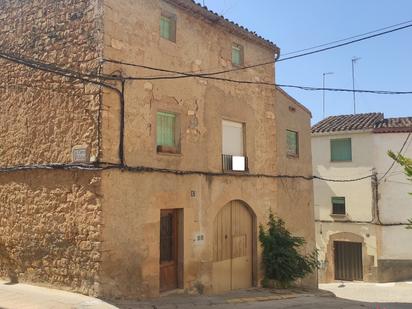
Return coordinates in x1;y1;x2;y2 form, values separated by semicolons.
100;171;279;298
98;0;316;293
101;0;277;171
274;89;316;287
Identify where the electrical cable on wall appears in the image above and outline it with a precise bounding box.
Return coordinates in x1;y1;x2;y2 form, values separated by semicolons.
379;132;412;182
0;162;375;183
0;50;401;183
2;50;412;95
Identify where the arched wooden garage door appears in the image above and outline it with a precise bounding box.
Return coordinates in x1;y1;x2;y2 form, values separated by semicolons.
212;200;253;293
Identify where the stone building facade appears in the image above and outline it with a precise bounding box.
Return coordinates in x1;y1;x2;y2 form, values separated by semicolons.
0;0;315;299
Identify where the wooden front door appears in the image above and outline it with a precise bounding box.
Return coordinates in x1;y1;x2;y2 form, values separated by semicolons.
212;201;253;293
334;241;363;281
160;209;179;292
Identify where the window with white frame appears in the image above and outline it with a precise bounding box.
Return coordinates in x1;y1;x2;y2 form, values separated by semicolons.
222;120;247;171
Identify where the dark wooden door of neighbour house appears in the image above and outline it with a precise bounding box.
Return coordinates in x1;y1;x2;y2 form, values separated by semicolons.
160;209;179;291
334;241;363;281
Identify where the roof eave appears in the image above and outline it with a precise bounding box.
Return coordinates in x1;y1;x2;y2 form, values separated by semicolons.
373;127;412;134
311;129;374;136
163;0;280;53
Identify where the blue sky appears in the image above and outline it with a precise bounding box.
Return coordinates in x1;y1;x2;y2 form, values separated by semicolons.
196;0;412;124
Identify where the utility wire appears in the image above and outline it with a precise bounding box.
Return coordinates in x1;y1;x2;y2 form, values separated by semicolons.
0;50;120;90
379;132;412;182
0;162;374;182
1;51;410;96
105;21;412;78
104;59;412;95
281;19;412;56
277;23;412;62
0;51;377;182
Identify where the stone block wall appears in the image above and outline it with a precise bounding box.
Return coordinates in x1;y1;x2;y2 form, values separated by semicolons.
0;170;102;295
0;0;105;295
0;0;103;166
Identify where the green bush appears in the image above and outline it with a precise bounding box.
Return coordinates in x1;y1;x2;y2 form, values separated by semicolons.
259;212;318;288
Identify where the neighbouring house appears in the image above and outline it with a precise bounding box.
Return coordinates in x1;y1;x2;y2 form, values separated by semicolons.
312;113;412;283
0;0;316;299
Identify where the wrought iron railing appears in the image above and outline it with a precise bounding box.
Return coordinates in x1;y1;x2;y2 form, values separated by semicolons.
222;154;248;172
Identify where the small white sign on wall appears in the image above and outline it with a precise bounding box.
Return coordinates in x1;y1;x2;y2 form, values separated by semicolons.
72;145;89;163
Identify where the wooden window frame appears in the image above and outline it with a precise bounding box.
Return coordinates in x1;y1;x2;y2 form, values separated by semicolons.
160;11;177;42
231;43;244;66
330;138;352;162
156;111;181;154
286;130;299;158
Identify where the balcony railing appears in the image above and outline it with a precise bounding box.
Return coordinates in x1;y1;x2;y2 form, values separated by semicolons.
222;154;248;172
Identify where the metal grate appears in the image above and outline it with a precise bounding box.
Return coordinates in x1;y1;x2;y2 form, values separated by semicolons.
222;154;248;172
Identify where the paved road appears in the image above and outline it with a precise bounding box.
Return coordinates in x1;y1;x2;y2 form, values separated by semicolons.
321;281;412;304
114;296;412;309
0;280;116;309
1;280;411;309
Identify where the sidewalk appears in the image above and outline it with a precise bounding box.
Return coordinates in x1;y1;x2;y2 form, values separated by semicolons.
0;280;116;309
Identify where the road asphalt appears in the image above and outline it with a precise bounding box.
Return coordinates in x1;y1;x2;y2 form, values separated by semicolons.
1;280;412;309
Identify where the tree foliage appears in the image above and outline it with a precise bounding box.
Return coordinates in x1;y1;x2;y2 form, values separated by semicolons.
388;151;412;229
258;212;319;288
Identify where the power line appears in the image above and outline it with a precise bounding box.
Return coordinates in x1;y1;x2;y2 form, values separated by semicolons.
2;50;412;96
104;59;412;95
0;50;119;90
220;0;239;16
0;161;374;182
105;21;412;78
281;19;412;56
379;132;412;182
0;50;377;183
0;49;126;165
277;23;412;62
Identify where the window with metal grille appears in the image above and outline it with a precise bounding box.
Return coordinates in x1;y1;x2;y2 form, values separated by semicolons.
160;13;176;42
222;120;247;172
286;130;299;157
332;197;346;215
331;138;352;162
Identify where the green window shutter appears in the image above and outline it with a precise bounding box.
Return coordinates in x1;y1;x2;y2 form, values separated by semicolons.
157;112;176;147
160;16;171;40
232;45;242;65
286;130;298;156
331;138;352;161
332;197;346;215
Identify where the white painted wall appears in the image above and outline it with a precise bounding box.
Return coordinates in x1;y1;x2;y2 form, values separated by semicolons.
380;226;412;259
373;132;412;224
312;132;374;222
313;130;412;264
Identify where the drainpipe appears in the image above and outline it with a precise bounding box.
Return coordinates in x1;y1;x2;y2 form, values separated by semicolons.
371;169;382;224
